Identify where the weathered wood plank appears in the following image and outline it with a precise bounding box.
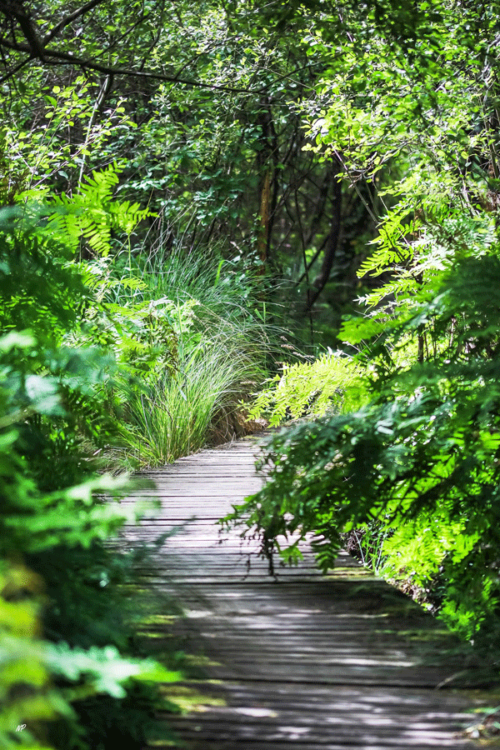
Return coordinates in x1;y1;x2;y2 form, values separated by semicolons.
122;437;479;749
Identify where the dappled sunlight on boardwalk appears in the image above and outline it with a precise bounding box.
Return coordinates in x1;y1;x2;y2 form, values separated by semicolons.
121;438;480;750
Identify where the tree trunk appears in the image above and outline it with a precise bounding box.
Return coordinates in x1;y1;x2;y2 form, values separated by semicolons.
306;161;342;311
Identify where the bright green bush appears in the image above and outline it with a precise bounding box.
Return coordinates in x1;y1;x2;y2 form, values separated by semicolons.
0;189;181;749
221;4;500;669
225;250;500;660
248;350;367;427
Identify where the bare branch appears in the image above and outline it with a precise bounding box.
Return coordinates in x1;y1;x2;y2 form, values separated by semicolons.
93;12;150;59
306;162;343;312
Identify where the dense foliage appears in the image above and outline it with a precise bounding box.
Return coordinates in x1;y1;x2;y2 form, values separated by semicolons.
3;0;500;744
222;0;500;670
0;192;184;749
0;2;306;746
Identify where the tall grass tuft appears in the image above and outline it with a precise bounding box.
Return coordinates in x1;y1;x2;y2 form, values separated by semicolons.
118;344;259;465
109;251;279;467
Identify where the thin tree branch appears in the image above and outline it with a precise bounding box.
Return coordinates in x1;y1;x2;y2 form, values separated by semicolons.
0;35;265;93
43;0;107;44
295;233;328;286
294;182;315;342
94;12;150;59
0;1;45;58
306;161;343;312
0;12;328;97
0;51;31;83
332;148;378;224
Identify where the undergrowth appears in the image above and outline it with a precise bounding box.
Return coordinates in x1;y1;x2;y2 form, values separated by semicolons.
99;251;279;467
248;348;367;426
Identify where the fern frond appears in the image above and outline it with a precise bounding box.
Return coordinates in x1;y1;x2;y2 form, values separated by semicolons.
43;164;154;258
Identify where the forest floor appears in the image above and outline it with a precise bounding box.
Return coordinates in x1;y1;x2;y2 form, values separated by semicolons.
120;437;491;749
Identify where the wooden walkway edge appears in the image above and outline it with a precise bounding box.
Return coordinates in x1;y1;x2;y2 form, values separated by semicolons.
121;437;482;749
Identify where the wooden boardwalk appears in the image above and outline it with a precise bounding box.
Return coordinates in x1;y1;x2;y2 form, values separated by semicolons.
121;437;481;749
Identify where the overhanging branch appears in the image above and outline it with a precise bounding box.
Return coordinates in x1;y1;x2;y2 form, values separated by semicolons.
0;2;325;96
0;35;263;93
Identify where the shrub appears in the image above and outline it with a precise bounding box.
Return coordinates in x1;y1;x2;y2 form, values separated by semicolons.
248;349;367;427
224;251;500;662
102;252;276;466
0;188;181;749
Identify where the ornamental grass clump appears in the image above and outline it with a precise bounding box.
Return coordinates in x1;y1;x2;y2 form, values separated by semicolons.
111;251;277;467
